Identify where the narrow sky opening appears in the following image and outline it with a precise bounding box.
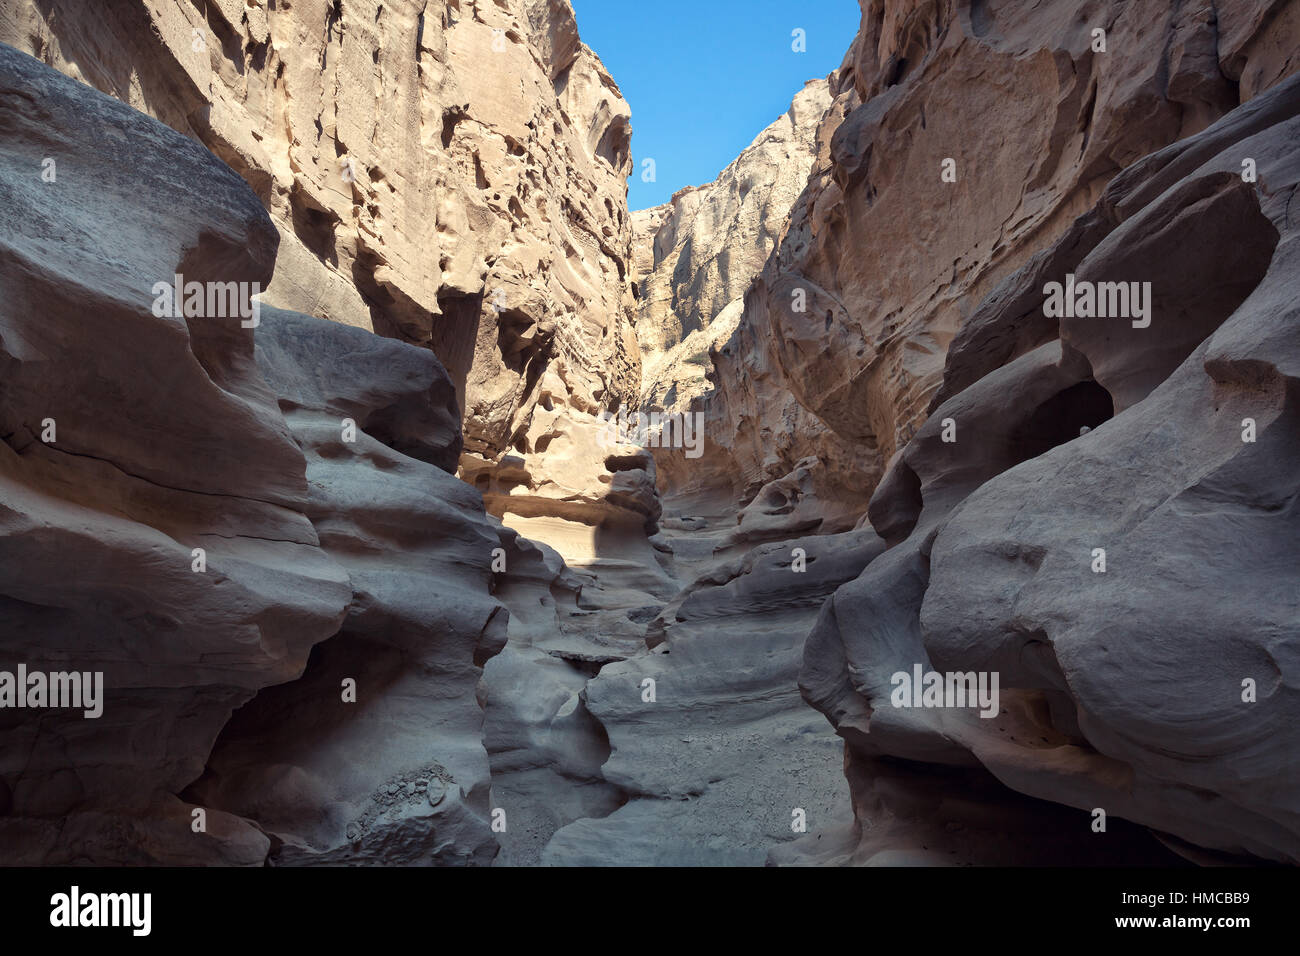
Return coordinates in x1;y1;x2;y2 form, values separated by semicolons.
570;0;861;211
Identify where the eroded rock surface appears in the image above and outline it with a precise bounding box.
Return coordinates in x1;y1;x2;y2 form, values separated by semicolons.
634;79;832;417
3;0;649;560
799;62;1300;866
4;0;1299;870
1;42;513;866
187;306;507;865
541;526;884;865
686;0;1300;517
0;42;345;864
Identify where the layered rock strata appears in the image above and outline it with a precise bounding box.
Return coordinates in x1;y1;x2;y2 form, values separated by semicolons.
4;0;1299;869
1;41;513;865
633;0;1300;865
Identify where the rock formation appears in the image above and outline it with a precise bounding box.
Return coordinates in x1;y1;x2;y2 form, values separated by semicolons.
634;78;832;416
798;69;1300;865
630;0;1300;865
679;0;1299;518
2;0;651;572
2;0;1299;869
0;42;344;862
184;305;508;865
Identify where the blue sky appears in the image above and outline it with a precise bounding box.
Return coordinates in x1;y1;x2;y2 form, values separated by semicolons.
570;0;861;211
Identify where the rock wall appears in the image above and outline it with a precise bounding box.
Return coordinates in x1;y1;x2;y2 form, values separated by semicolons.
628;0;1300;865
633;78;832;417
772;1;1300;864
185;305;508;865
1;0;652;556
0;37;568;866
682;0;1300;517
801;68;1300;864
0;43;390;862
3;0;1299;869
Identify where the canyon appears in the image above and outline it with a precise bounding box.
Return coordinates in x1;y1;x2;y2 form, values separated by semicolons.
0;0;1297;867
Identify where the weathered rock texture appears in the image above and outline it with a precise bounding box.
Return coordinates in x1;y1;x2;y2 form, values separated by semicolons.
634;78;832;416
0;43;343;863
185;306;508;865
539;525;881;865
679;0;1300;517
2;0;651;561
786;6;1300;864
615;0;1300;866
0;41;522;865
4;0;1300;870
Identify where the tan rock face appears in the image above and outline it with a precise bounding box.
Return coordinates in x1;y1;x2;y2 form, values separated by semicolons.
786;4;1300;865
627;77;868;533
2;0;646;534
633;79;832;415
6;0;1300;871
0;37;571;867
686;0;1299;518
803;73;1300;862
0;44;347;863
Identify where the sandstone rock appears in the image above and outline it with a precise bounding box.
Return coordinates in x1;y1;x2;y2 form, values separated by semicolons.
634;79;833;416
186;306;509;865
543;528;885;866
509;0;1300;867
6;0;1300;872
2;0;648;556
801;65;1300;866
476;524;630;866
688;0;1300;519
0;41;520;866
769;755;1187;866
0;43;348;863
